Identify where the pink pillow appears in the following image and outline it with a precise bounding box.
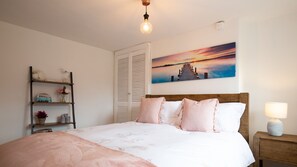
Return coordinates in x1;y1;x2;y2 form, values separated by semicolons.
181;98;218;132
137;97;165;124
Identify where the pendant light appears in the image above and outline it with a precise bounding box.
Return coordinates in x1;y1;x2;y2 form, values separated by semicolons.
140;0;152;34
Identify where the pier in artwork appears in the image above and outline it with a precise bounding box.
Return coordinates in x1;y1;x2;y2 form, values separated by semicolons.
171;63;208;82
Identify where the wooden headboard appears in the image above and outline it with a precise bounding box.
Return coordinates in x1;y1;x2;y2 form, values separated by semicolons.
146;93;249;143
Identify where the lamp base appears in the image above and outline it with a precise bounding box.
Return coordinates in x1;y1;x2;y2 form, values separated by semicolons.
267;118;283;136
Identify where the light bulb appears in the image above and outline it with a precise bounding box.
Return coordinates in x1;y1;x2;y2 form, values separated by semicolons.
140;19;153;34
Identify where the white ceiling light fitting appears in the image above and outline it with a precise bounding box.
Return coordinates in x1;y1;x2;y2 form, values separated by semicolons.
140;0;153;34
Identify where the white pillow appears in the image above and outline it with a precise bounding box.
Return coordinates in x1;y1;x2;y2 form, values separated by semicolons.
215;103;246;132
159;101;182;126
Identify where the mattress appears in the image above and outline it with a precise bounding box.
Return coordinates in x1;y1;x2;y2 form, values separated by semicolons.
67;122;255;167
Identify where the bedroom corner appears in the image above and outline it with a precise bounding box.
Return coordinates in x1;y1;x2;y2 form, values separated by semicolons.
0;21;114;144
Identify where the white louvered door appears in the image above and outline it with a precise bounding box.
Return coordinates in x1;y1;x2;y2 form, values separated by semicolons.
116;55;130;122
131;51;146;120
114;44;150;123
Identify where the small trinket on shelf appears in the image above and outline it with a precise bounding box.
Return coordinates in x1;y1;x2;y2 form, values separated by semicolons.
59;114;70;123
57;86;70;102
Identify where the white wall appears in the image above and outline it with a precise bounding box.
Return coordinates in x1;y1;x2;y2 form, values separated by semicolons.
238;12;297;167
0;21;114;144
239;12;297;136
150;12;297;135
149;12;297;167
150;19;239;94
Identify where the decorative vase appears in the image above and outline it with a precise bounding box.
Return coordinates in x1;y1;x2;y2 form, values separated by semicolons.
60;94;68;102
38;118;46;125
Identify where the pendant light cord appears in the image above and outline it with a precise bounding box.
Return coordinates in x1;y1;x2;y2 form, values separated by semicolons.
143;6;149;20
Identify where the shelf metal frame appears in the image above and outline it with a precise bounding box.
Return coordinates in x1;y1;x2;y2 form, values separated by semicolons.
29;66;76;134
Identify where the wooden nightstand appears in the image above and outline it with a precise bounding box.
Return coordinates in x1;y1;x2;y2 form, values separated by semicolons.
253;131;297;167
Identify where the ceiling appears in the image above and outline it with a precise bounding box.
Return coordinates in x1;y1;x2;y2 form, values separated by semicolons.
0;0;296;51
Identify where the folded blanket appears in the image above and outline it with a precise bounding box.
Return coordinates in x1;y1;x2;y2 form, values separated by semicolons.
0;132;156;167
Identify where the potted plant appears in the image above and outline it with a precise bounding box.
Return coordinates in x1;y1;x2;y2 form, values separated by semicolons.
36;111;48;125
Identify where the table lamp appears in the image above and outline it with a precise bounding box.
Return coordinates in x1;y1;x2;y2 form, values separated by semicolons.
265;102;288;136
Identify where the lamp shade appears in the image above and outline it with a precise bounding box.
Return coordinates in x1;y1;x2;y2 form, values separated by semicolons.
265;102;287;119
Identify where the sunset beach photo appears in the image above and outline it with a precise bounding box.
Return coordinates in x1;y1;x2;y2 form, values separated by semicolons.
152;42;236;84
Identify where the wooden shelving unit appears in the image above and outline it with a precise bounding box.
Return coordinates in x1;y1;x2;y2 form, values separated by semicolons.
31;122;75;128
32;102;73;105
29;66;76;134
32;79;73;85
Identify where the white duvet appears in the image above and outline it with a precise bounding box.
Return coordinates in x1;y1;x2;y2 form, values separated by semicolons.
67;122;254;167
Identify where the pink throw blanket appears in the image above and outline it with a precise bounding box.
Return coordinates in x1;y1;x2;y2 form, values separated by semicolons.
0;132;156;167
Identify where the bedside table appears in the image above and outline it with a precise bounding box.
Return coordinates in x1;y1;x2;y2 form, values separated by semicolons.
253;131;297;167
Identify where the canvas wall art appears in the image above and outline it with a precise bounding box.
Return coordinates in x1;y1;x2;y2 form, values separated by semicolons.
152;42;236;84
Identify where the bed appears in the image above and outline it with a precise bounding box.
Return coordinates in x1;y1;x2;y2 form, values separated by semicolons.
0;93;254;167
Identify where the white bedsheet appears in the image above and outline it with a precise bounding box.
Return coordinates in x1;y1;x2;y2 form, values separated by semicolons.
67;122;255;167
